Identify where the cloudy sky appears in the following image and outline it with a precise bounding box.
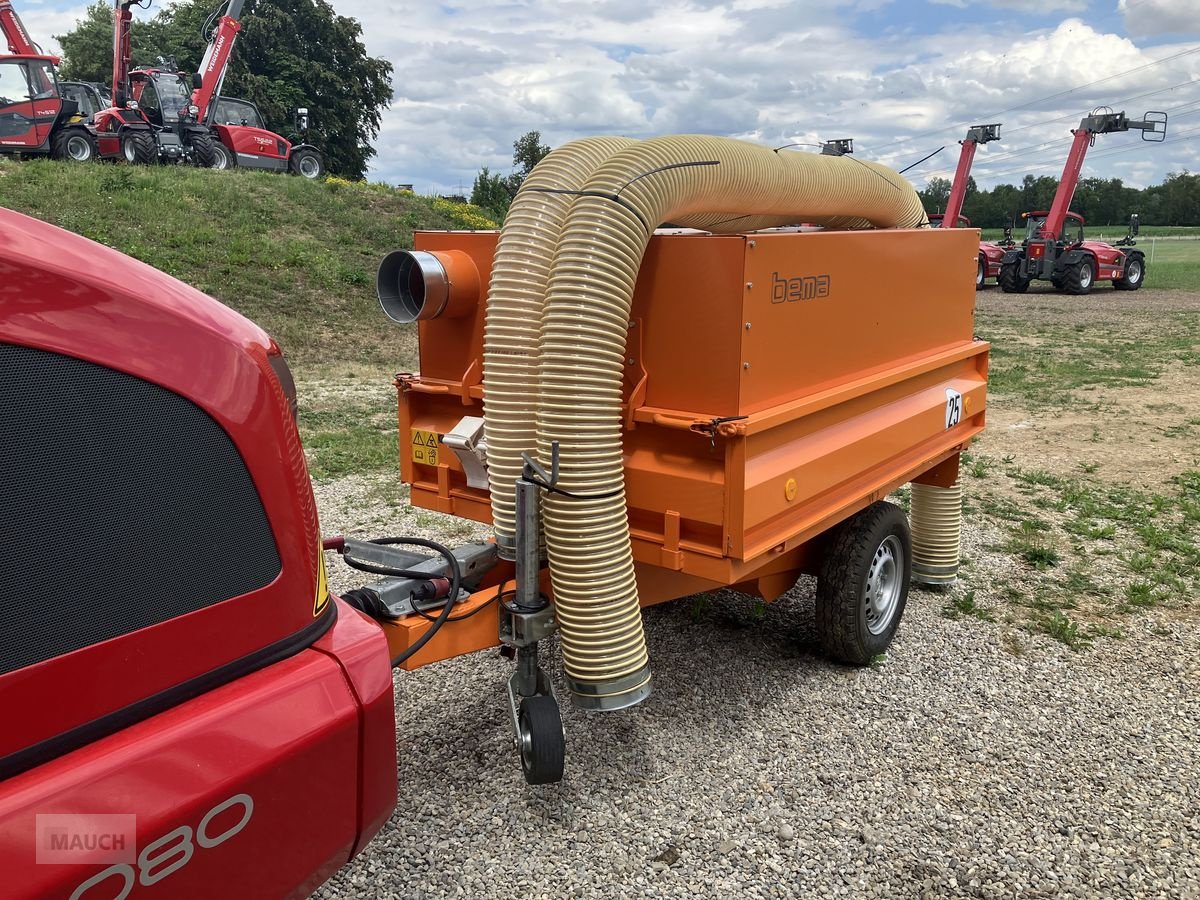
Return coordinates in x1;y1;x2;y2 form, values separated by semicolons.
18;0;1200;193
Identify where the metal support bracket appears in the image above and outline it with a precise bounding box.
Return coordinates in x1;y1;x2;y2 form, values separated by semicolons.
442;416;489;489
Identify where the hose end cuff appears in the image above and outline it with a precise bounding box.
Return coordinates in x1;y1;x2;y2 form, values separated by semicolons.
567;666;653;711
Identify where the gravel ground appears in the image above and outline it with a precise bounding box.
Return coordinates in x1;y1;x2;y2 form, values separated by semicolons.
313;475;1200;900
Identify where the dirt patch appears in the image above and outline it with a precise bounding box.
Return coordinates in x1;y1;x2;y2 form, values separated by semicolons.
978;363;1200;488
976;285;1200;328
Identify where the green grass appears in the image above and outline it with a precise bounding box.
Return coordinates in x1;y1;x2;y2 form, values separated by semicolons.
962;455;1200;645
0;158;496;373
979;316;1200;406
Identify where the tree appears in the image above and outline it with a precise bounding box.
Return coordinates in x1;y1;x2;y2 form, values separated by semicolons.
57;3;171;84
470;131;553;221
55;0;393;179
512;131;550;178
918;176;951;214
470;167;513;220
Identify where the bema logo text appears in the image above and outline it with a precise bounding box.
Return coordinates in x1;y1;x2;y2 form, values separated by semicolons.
771;272;831;303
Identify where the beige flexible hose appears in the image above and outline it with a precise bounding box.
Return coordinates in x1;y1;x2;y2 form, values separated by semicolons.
483;136;637;558
910;479;963;586
535;135;928;709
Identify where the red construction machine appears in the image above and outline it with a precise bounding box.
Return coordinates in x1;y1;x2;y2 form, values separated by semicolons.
0;0;105;161
188;0;324;177
926;123;1003;289
90;0;220;165
0;205;397;897
999;108;1166;294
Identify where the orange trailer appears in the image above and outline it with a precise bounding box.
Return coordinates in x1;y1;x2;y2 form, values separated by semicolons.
340;222;987;783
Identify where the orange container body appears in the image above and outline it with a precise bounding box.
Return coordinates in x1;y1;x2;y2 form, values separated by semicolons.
394;227;987;631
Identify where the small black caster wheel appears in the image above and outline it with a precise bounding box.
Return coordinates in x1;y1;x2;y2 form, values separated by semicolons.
518;695;565;785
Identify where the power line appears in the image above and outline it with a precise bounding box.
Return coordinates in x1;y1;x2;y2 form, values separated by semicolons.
879;43;1200;159
967;124;1200;182
916;92;1200;183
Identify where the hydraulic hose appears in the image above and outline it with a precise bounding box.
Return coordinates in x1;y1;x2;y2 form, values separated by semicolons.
533;135;927;710
482;136;637;559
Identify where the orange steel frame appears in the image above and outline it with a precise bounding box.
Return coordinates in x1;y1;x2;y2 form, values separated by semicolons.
381;227;988;667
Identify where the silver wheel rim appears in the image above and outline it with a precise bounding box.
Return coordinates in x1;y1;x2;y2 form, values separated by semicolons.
976;259;984;287
1079;263;1093;289
863;534;903;635
68;136;91;161
214;148;229;170
299;155;320;178
123;139;136;163
1127;260;1142;283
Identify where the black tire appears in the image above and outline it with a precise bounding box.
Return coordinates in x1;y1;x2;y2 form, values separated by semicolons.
975;255;985;290
52;128;96;162
189;133;218;167
288;147;325;180
815;501;912;665
209;140;235;170
517;695;565;785
121;130;157;165
998;259;1029;294
1114;254;1144;291
1051;276;1065;290
1062;257;1095;295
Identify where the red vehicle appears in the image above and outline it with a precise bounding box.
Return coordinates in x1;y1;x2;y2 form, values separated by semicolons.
0;0;106;161
91;0;219;165
0;206;396;897
189;0;324;177
927;123;1003;289
999;109;1166;294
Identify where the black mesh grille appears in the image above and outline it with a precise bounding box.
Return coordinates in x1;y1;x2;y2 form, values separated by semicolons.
0;343;282;676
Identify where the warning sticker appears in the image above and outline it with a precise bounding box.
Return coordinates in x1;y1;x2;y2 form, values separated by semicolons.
314;541;330;617
411;429;440;466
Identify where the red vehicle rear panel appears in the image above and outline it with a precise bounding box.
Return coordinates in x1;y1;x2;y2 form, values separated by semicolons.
0;207;398;896
0;597;396;899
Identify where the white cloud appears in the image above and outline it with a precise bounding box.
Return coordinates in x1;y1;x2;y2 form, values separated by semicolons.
332;2;1198;192
929;0;1087;10
1119;0;1200;38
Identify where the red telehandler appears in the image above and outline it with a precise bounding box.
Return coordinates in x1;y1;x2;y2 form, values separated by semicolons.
0;205;398;897
927;123;1004;289
90;0;221;165
999;108;1167;295
0;0;107;161
188;0;324;178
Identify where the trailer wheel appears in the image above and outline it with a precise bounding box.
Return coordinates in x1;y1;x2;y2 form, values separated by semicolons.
289;148;325;180
52;128;96;163
1063;257;1094;295
517;695;565;785
815;501;911;665
122;131;157;165
1114;255;1144;291
975;255;985;290
998;260;1029;294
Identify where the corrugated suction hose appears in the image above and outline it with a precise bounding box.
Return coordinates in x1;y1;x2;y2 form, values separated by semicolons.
534;135;928;709
483;136;637;559
910;479;963;586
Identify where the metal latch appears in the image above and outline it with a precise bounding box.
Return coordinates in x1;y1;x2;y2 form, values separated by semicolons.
442;416;489;489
